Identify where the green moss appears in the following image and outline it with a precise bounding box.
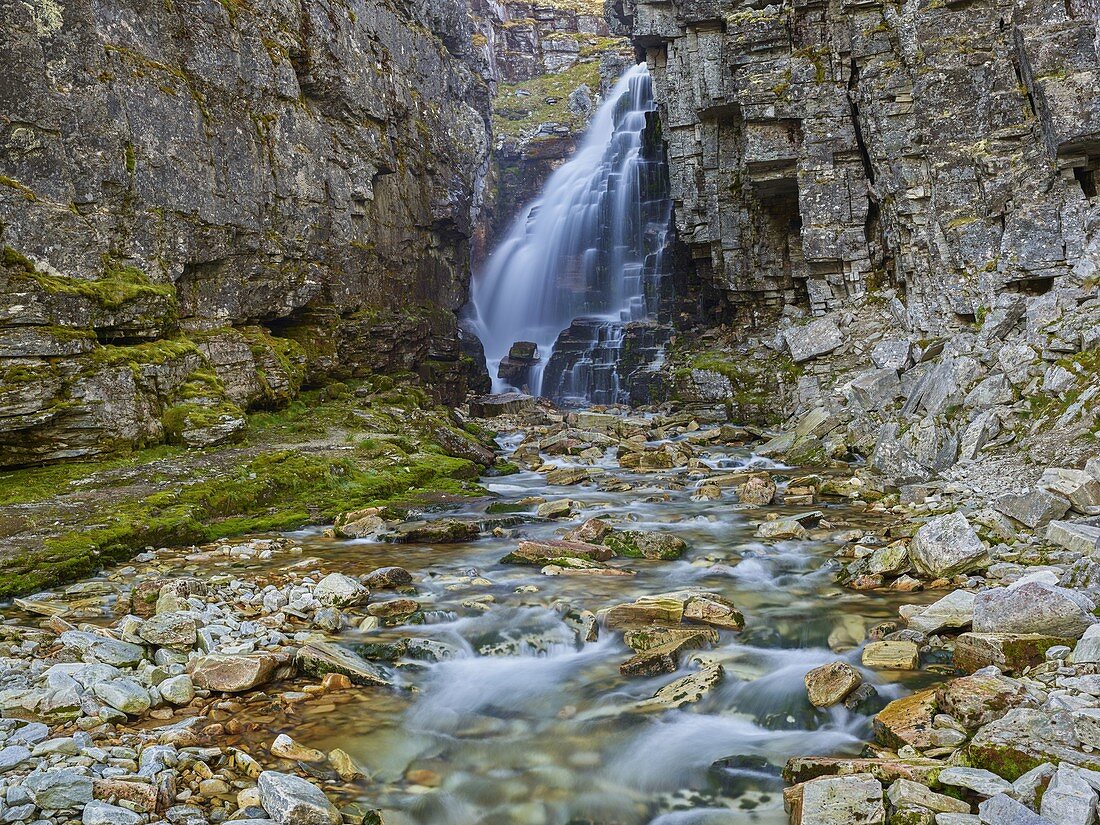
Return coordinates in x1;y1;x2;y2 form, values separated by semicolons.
0;175;37;201
493;60;603;139
683;351;802;425
2;246;36;271
15;262;176;312
89;338;198;368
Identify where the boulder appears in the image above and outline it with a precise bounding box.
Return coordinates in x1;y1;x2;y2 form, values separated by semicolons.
871;340;913;371
790;773;885;824
736;474;776;506
256;771;341;825
138;612;198;650
469;392;534;418
935;673;1035;730
536;498;573;518
993;488;1070;528
603;530;688;560
782;756;944;787
978;794;1054;825
189;653;293;693
886;779;970;814
936;766;1012;797
1039;763;1097;825
314;573;369;608
756;518;808;540
633;663;724;712
1046;520;1100;554
602;591;743;631
1040;468;1100;515
83;800;143;825
25;769;94;809
908;513;988;579
861;640;919;670
501;539;611;566
59;631;145;667
973;582;1095;638
954;632;1077;674
158;674;195;705
804;662;863;707
969;708;1095;780
296;642;389;686
564;518;614;543
384;519;480;543
906;590;974;634
784;318;845;363
364;566;413;589
873;689;938;750
849;368;903;412
92;679;151;715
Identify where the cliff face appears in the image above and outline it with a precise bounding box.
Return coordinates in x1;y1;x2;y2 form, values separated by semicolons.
0;0;491;465
612;0;1100;332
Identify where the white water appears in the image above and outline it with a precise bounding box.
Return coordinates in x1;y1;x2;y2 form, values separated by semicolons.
469;63;669;400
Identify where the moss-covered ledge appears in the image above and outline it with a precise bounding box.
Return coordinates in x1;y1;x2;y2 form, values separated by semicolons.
0;378;498;598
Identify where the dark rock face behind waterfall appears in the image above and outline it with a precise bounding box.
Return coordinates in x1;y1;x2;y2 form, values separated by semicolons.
610;0;1100;333
0;0;491;466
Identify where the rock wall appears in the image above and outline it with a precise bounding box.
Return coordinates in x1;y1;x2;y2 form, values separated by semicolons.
0;0;492;465
611;0;1100;333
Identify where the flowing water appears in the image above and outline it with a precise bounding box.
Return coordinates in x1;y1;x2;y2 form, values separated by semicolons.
469;64;673;402
197;426;937;825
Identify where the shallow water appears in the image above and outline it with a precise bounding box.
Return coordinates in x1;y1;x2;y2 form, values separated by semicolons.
252;430;942;825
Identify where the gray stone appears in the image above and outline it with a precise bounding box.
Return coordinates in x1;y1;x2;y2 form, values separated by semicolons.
138;612;198;650
977;794;1054;825
296;642;389;686
908;513;988;579
92;679;152;715
886;779;970;814
0;745;31;774
908;590;975;634
871;340;913;371
973;582;1096;638
24;769;94;809
83;800;143;825
993;488;1071;528
1046;520;1100;554
1038;764;1097;825
257;770;341;825
1040;468;1100;515
998;345;1037;386
797;772;885;824
964;375;1013;409
159;674;195;705
849;369;903;411
936;767;1012;797
59;631;145;667
784;318;844;363
1073;624;1100;664
804;661;863;707
313;573;369;608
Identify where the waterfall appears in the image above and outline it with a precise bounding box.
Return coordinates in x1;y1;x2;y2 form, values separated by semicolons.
469;63;672;404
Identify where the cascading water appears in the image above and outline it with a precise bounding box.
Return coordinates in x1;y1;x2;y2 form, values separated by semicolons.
469;63;673;404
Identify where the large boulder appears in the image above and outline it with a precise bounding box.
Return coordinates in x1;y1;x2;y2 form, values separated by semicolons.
906;590;974;634
954;632;1077;674
257;771;341;825
188;653;293;693
1041;468;1100;515
313;573;369;608
908;513;988;578
784;318;845;363
789;772;885;824
973;582;1096;638
805;662;863;707
993;488;1070;528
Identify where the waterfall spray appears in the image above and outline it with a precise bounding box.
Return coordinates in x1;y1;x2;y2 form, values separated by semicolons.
469;63;671;404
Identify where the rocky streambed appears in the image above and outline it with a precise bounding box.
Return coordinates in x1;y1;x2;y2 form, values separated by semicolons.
1;399;1099;825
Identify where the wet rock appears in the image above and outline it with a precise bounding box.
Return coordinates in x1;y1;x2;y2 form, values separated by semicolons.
954;633;1077;674
501;539;612;566
1040;468;1100;515
620;636;697;677
756;517;807;540
296;641;389;686
784;318;844;363
865;542;910;577
469;393;535;418
623;626;719;652
334;512;384;538
189;652;293;693
993;488;1070;528
602;591;743;631
385;519;480;543
735;474;776;506
969;708;1092;780
364;566;413;589
536;498;574;518
635;662;725;711
545;465;594;485
138;611;198;650
314;573;369;608
908;513;988;579
782;756;944;788
367;598;420;622
804;662;862;707
271;733;325;763
886;778;970;814
564;518;613;544
328;748;363;781
257;770;341;825
603;530;688;560
973;582;1096;638
790;772;885;824
907;590;974;634
861;640;919;670
874;689;938;750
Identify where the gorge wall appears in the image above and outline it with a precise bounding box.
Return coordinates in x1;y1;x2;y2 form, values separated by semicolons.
0;0;491;465
611;0;1100;332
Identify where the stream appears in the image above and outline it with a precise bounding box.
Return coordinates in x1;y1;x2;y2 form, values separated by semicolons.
249;422;938;825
